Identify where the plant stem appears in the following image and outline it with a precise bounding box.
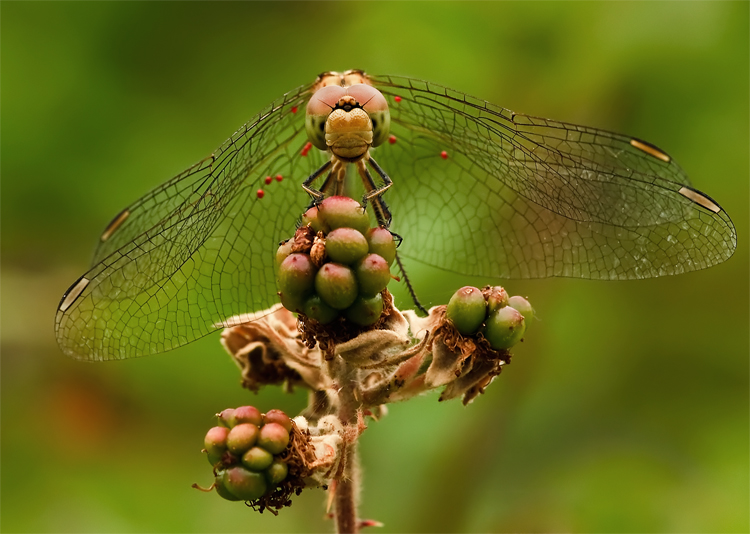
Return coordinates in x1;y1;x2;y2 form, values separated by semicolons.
335;359;360;534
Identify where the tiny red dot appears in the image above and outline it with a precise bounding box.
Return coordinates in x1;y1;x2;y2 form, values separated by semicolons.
264;176;272;185
394;96;402;103
441;150;448;159
291;106;298;114
257;189;265;199
275;174;283;182
301;150;308;157
304;142;312;150
389;135;397;144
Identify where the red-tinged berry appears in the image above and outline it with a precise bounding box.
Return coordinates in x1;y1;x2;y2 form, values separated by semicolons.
258;422;290;455
257;189;265;199
217;408;236;428
394;96;402;103
318;196;370;234
234;405;263;426
315;263;358;310
222;466;268;501
365;227;396;266
214;473;243;501
508;295;534;328
326;227;369;265
345;293;384;326
226;423;260;455
242;446;274;472
264;175;272;185
485;286;509;314
303;294;339;324
291;106;298;114
265;460;289;486
446;286;487;335
275;239;293;267
275;174;283;182
440;150;448;159
263;409;293;432
388;135;397;144
278;254;316;300
301;206;331;234
484;306;525;350
354;254;391;298
204;426;229;465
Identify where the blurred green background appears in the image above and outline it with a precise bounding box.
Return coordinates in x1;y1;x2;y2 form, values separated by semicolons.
2;2;748;532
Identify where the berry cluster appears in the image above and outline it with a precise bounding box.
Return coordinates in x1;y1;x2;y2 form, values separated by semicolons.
204;406;292;502
276;196;396;326
445;286;534;350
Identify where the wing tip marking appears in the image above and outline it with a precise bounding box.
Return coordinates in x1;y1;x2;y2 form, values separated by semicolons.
678;186;722;214
58;276;90;313
630;138;671;162
101;209;131;242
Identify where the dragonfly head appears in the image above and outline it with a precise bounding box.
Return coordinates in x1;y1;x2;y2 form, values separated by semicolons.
306;83;390;160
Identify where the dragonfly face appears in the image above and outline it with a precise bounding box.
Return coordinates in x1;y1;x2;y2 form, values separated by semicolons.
305;83;391;159
55;69;737;361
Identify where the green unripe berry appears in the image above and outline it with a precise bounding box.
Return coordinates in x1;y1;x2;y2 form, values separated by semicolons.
242;446;274;472
318;196;370;234
326;227;369;264
485;286;509;314
226;423;260;455
344;294;384;326
222;466;268;501
365;228;396;266
277;254;316;296
204;426;229;466
234;406;262;426
278;253;316;313
262;409;293;432
484;306;526;350
214;472;243;501
301;206;330;233
257;422;290;455
217;408;236;428
508;295;534;328
446;286;487;335
354;254;391;297
265;461;289;486
275;240;293;267
278;291;305;314
303;294;339;324
315;263;358;310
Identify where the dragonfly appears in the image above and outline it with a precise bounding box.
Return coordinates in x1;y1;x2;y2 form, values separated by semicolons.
55;69;737;361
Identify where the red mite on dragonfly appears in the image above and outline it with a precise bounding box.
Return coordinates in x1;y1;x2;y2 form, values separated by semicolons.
55;69;736;361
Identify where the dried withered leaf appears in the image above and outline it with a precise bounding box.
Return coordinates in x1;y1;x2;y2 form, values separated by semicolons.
219;304;326;392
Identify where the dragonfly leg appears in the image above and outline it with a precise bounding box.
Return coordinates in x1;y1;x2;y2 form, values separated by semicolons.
394;251;428;315
355;159;392;228
364;157;393;201
301;160;333;203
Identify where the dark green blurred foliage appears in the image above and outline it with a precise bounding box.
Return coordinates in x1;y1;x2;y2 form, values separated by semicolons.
2;2;747;532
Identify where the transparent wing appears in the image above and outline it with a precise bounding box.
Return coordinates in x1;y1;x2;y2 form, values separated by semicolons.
369;74;736;280
55;82;329;361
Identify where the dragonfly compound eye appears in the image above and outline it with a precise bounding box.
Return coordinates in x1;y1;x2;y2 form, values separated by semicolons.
306;85;346;151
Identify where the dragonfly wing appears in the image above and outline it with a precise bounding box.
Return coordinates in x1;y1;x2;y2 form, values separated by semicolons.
369;74;737;280
55;83;321;361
